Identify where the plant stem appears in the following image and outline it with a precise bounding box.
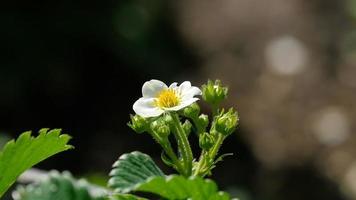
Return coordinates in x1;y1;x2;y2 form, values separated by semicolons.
194;104;221;177
147;130;183;174
171;112;193;176
209;102;224;161
193;150;207;177
161;140;185;175
209;134;225;159
194;134;225;177
148;130;185;175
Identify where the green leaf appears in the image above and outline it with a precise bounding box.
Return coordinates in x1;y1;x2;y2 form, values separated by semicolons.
135;175;231;200
108;151;231;199
0;129;73;197
108;151;164;193
13;171;107;200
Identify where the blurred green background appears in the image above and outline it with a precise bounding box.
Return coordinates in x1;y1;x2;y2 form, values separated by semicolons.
2;0;356;199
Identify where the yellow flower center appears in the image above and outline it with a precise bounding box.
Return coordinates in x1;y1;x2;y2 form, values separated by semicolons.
155;89;180;108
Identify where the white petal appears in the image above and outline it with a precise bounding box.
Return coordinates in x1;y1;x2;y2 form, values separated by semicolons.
142;80;168;98
181;86;202;101
133;97;164;117
169;82;178;88
178;81;192;93
165;97;199;111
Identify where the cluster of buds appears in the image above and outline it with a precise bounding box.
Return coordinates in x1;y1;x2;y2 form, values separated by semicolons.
182;104;209;136
128;79;239;177
128;114;172;143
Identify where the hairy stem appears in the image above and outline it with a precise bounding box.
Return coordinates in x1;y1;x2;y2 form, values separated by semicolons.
209;134;225;159
193;150;207;177
149;130;185;174
194;134;225;177
161;140;185;174
171;113;193;176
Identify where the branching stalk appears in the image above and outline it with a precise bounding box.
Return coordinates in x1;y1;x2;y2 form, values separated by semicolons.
171;113;193;176
161;139;185;175
209;134;225;159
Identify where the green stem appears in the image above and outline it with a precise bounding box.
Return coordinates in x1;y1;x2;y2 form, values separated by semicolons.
161;140;185;175
209;134;225;159
209;103;223;160
171;112;193;176
148;130;184;174
194;104;221;177
194;134;225;177
193;150;207;176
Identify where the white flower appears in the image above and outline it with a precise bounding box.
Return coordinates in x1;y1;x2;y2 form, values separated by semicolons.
133;79;202;118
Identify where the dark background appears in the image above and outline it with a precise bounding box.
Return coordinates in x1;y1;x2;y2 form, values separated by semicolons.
2;0;356;199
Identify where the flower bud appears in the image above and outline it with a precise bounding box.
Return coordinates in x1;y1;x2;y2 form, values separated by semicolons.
198;114;209;130
201;80;228;105
199;132;214;150
128;114;148;134
215;108;239;136
183;103;200;119
150;119;170;138
163;114;173;125
182;120;192;136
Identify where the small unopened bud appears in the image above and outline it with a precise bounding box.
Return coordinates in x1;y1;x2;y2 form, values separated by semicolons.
150;119;170;138
128;114;148;134
215;108;239;136
199;132;214;150
198;114;209;130
201;80;228;105
163;114;173;125
182;120;192;136
183;103;200;119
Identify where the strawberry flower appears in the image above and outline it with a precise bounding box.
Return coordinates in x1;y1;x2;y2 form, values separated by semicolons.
133;80;202;118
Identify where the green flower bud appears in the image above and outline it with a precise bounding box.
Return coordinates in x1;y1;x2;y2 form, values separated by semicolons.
183;103;200;119
150;119;170;138
215;108;239;136
128;114;148;134
182;120;192;136
201;80;228;105
163;114;173;125
198;114;209;130
199;132;214;150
